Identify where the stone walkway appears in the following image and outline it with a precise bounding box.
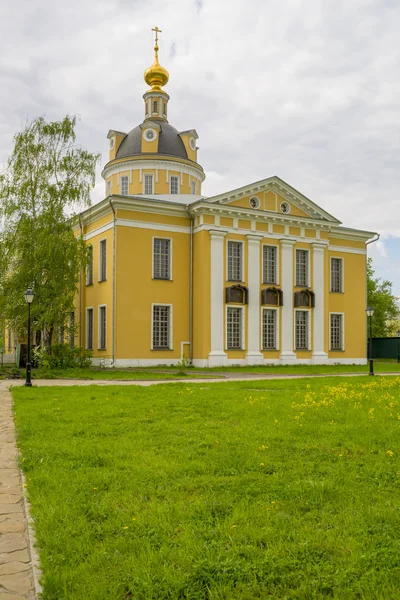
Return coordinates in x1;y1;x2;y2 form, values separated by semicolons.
1;370;399;599
0;388;37;600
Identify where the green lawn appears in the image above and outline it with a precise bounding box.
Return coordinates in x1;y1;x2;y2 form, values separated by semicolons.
13;377;400;599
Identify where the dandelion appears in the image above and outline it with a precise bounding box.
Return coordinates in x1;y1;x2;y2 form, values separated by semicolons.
231;525;237;528
93;488;97;490
387;450;394;457
260;463;265;467
123;526;129;530
23;483;27;488
271;501;276;504
339;454;343;457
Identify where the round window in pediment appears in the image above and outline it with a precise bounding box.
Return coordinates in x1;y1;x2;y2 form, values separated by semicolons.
144;128;157;142
280;201;290;214
249;196;260;209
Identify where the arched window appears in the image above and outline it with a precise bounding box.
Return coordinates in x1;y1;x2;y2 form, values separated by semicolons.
153;101;158;113
261;287;283;306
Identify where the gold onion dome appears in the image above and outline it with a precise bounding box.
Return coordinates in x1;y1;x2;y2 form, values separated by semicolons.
144;26;169;91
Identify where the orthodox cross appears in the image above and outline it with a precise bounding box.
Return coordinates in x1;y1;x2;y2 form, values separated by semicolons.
152;26;162;45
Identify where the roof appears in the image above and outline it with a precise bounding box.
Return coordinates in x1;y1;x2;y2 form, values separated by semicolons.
116;122;189;160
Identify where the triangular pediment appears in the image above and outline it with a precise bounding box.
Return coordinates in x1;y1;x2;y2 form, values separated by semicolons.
205;176;341;223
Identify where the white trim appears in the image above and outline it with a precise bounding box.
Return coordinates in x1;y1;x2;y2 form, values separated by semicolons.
329;312;345;352
330;256;344;293
249;196;260;209
143;128;157;142
143;173;154;195
120;175;129;195
226;239;245;282
152;236;173;280
225;304;246;351
261;307;280;351
246;234;263;364
151;303;173;351
262;243;279;285
97;357;368;368
311;241;327;361
280;201;291;214
97;304;107;350
170;174;180;195
209;230;228;366
102;159;206;184
329;245;366;255
294;308;312;351
98;238;107;282
85;306;94;350
280;239;296;362
295;247;310;287
116;219;190;235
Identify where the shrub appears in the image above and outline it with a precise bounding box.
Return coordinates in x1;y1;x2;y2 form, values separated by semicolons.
33;344;92;370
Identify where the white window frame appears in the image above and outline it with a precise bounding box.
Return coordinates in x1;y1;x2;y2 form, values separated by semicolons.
170;175;180;195
226;240;244;282
98;238;107;282
329;312;345;351
261;307;279;351
143;173;154;195
152;100;159;115
225;305;245;351
330;257;344;293
85;307;94;351
152;237;172;280
86;245;93;286
262;244;279;285
191;180;197;195
295;249;310;287
98;304;107;350
120;175;129;196
294;309;311;351
151;303;173;350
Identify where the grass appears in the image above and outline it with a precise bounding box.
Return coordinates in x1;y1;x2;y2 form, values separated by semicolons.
13;377;400;599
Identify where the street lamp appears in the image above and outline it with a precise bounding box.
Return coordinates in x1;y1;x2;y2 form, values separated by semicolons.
24;288;34;387
366;306;374;376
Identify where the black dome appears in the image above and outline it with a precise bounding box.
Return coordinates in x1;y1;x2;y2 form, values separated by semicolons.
116;122;188;160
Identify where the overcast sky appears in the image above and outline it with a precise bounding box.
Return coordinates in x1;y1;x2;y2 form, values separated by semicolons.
1;0;399;292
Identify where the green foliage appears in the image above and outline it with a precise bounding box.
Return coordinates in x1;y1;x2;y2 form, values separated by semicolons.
0;115;100;343
13;377;400;599
33;344;92;372
367;258;398;337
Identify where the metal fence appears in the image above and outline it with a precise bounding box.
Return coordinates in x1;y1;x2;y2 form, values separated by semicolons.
371;337;400;360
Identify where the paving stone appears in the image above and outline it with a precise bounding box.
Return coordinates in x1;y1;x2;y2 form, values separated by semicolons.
0;593;27;600
0;514;24;523
0;505;23;516
0;495;21;505
0;535;27;554
0;573;33;594
0;489;21;497
0;561;31;576
0;522;25;534
0;550;30;565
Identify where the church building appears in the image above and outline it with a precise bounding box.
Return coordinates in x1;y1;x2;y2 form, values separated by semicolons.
74;28;375;367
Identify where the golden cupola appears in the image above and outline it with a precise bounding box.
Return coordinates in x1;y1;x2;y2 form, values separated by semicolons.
144;26;169;91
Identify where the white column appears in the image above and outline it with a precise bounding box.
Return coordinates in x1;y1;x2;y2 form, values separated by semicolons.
312;242;328;363
208;230;228;367
246;234;264;365
279;239;297;363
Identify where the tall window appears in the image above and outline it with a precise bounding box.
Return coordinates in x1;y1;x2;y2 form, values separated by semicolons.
227;241;243;282
170;176;179;194
98;306;106;350
153;100;158;113
153;238;171;279
86;245;93;285
69;312;75;349
331;258;343;293
263;246;277;284
330;314;343;350
86;308;93;350
227;307;243;349
262;309;277;350
296;249;309;286
144;174;154;195
152;305;171;349
99;239;107;282
120;176;128;195
295;311;309;350
191;180;197;195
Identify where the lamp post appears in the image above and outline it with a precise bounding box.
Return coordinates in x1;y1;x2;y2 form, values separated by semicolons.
24;288;34;387
366;306;374;376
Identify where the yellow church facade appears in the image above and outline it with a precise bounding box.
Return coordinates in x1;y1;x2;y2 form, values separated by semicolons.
74;29;375;367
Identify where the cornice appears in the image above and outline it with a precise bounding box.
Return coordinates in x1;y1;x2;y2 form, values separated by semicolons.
102;155;205;180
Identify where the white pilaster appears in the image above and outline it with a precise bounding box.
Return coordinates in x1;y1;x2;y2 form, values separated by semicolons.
279;239;296;362
312;242;328;363
246;234;264;364
208;230;228;367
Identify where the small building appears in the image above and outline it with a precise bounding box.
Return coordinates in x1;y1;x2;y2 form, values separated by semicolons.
73;30;376;367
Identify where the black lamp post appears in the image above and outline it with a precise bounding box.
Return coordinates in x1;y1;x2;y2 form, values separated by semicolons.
366;306;374;376
24;288;34;387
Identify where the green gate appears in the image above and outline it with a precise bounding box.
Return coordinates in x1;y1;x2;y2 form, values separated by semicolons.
371;337;400;360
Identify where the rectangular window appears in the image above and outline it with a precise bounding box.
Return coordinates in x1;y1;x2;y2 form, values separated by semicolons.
86;245;93;285
331;258;343;293
153;238;171;279
98;306;106;350
330;313;343;350
120;175;128;195
295;310;309;350
227;306;243;349
99;239;107;282
69;312;75;349
262;309;277;349
263;245;277;284
227;241;243;281
144;174;154;194
170;175;179;194
191;180;197;195
152;305;171;349
296;249;309;286
86;308;93;350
